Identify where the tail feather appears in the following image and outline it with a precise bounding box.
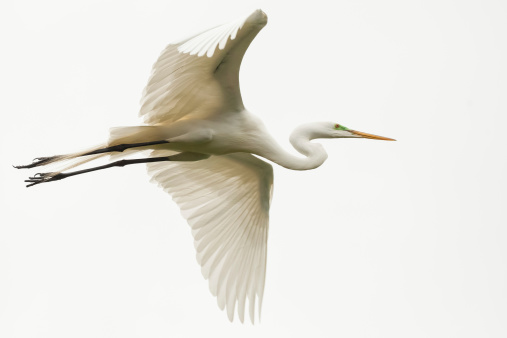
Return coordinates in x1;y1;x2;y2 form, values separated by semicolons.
109;126;163;145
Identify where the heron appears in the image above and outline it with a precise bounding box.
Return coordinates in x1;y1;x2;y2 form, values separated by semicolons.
15;9;395;323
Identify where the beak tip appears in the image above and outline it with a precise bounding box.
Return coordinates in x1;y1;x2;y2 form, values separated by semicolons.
350;130;396;141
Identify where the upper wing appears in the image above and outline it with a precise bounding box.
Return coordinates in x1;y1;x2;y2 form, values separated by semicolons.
140;10;268;124
147;151;274;323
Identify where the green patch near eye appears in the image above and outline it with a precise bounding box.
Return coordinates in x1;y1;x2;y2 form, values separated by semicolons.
334;124;349;131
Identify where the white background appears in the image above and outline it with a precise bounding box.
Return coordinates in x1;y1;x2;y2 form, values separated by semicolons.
1;0;506;337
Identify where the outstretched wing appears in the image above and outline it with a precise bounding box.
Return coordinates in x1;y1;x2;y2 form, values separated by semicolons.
147;151;274;323
140;10;268;124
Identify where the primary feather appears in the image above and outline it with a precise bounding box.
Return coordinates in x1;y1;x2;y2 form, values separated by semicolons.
147;151;273;323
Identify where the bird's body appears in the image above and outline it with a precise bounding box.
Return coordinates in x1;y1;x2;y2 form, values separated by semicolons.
110;109;271;156
16;9;394;323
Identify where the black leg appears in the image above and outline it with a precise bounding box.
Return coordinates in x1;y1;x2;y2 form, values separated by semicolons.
14;140;169;169
24;156;172;187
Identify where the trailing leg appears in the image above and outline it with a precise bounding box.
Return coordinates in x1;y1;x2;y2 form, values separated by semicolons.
24;152;209;187
13;140;170;169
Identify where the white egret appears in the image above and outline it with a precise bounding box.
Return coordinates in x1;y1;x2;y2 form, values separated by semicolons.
16;9;395;323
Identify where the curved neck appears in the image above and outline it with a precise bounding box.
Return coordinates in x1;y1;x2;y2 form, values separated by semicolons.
261;125;328;171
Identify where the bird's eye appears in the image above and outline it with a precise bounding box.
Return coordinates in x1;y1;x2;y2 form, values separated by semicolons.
334;124;341;129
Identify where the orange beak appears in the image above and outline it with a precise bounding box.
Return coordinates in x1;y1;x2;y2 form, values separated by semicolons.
350;130;396;141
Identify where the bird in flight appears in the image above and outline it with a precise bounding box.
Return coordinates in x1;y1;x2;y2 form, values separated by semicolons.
15;9;395;323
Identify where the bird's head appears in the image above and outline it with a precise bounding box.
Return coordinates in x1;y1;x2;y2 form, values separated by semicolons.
286;121;395;170
292;121;395;142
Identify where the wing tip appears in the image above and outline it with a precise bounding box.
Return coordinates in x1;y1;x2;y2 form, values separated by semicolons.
176;9;267;58
247;9;268;27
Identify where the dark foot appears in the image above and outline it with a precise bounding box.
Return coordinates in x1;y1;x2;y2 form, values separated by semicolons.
14;156;62;169
24;172;65;187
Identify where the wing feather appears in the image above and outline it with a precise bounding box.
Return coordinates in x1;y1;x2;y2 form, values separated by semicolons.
140;10;267;124
147;151;273;323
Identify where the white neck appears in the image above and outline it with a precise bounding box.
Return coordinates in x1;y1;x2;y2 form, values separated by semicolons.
260;124;329;171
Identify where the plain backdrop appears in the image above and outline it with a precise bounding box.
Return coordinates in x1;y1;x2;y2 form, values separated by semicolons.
1;0;506;337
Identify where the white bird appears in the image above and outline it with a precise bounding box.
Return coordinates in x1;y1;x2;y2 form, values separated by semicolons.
16;9;395;323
